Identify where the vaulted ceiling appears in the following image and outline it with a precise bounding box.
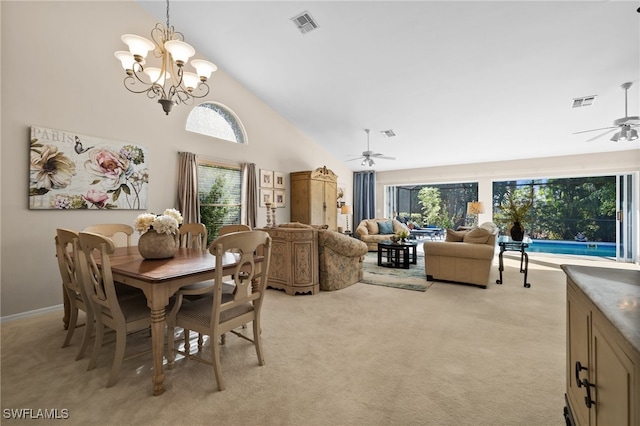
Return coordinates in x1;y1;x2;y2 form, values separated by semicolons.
138;1;640;171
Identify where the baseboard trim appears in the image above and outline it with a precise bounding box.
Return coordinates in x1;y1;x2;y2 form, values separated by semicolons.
1;304;63;323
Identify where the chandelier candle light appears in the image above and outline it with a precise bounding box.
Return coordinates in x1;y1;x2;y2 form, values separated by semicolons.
114;0;217;115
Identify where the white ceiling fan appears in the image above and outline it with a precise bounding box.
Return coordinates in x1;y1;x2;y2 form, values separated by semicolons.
346;129;396;167
573;82;639;142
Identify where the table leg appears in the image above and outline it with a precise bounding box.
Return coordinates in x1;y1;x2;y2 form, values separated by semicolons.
496;247;505;284
377;247;382;266
411;245;417;264
522;250;531;288
402;246;409;269
149;307;166;396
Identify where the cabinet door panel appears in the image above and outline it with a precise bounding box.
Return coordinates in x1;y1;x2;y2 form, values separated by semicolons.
592;324;633;426
567;291;591;426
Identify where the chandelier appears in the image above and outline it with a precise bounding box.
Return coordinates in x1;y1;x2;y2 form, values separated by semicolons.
114;0;217;115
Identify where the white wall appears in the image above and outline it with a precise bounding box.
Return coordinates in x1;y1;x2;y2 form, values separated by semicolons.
0;1;353;317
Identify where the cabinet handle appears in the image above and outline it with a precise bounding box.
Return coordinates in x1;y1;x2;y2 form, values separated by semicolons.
581;378;595;408
575;361;587;387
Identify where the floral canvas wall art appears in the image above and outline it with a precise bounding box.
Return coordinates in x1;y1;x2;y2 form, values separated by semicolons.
29;126;149;210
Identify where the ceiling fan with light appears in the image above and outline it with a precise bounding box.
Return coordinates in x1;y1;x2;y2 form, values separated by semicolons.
573;82;639;142
346;129;396;167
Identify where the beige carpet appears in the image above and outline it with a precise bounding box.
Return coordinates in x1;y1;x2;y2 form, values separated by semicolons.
2;253;637;425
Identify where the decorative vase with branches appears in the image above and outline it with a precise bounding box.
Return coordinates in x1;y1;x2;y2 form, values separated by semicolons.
499;188;533;241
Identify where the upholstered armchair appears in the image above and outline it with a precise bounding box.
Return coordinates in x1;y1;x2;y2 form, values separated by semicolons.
318;230;368;291
423;222;499;288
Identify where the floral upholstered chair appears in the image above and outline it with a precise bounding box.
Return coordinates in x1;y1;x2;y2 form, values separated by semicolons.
317;230;368;291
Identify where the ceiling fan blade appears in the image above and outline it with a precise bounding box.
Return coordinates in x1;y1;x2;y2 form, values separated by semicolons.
345;157;365;162
585;128;617;142
572;126;617;135
376;156;396;160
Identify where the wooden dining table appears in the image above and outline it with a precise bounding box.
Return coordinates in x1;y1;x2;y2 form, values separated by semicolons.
99;246;247;396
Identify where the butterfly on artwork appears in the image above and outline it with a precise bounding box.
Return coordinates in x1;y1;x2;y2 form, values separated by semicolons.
74;136;94;154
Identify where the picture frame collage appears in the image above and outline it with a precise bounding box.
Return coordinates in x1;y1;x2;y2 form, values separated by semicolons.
259;169;286;208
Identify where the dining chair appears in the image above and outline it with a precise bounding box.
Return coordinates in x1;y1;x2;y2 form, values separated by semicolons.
55;228;94;360
218;224;251;237
167;230;272;391
82;224;133;248
179;223;208;250
76;231;153;388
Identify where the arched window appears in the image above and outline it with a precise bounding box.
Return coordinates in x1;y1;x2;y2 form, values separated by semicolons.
186;102;246;144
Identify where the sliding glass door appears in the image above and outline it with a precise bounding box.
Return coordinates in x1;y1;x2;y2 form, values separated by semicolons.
616;173;637;262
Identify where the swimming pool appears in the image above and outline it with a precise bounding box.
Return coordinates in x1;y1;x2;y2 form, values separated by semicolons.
527;240;616;257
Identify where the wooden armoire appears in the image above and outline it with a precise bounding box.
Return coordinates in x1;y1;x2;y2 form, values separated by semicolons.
290;166;338;230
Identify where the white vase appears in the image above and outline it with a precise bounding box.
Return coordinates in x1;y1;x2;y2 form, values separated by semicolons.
138;231;179;259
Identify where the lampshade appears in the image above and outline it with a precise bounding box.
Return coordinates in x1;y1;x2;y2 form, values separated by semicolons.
191;59;218;81
628;128;639;141
121;34;154;59
114;51;136;71
467;201;485;215
182;72;200;91
164;40;195;65
341;205;351;215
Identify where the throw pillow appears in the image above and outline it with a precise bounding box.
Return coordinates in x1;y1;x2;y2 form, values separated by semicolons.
445;229;467;242
378;220;394;235
478;222;497;233
366;220;379;235
463;227;493;244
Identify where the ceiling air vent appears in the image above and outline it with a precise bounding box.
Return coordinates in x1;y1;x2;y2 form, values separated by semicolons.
381;129;396;137
572;95;596;108
291;11;319;34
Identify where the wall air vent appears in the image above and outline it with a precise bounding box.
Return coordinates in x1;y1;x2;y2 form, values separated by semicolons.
381;129;396;137
572;95;596;108
291;11;319;34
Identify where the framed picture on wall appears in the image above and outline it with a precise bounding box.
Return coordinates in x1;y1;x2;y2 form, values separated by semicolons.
260;169;273;188
260;189;274;207
28;126;149;210
274;189;286;208
274;171;285;189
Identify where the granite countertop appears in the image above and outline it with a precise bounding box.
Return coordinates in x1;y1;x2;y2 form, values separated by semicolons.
562;265;640;355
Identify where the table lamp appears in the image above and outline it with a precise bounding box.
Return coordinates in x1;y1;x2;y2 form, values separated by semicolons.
341;204;352;233
467;201;484;226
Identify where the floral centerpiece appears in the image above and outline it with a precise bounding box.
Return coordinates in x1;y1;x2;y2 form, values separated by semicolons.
134;209;183;259
395;228;410;242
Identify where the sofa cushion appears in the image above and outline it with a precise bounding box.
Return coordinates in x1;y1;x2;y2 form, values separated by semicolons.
478;222;498;234
463;227;493;244
366;220;379;235
445;229;467;242
378;220;394;234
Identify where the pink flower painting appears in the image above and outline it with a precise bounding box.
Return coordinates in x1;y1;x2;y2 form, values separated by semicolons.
28;126;148;210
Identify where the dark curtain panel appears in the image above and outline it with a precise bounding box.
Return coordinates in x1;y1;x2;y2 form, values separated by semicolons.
242;163;257;228
177;152;200;224
353;170;376;227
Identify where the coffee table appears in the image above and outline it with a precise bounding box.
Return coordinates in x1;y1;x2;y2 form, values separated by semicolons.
377;240;417;269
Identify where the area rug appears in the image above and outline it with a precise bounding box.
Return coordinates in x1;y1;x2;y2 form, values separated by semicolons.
360;252;432;292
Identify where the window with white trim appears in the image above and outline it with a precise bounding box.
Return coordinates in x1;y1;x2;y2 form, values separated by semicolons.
198;161;242;243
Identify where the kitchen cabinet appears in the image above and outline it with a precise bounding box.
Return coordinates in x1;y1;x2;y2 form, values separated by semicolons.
562;265;640;426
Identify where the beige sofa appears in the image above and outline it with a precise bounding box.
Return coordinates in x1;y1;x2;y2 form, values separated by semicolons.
355;218;409;251
423;222;498;288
